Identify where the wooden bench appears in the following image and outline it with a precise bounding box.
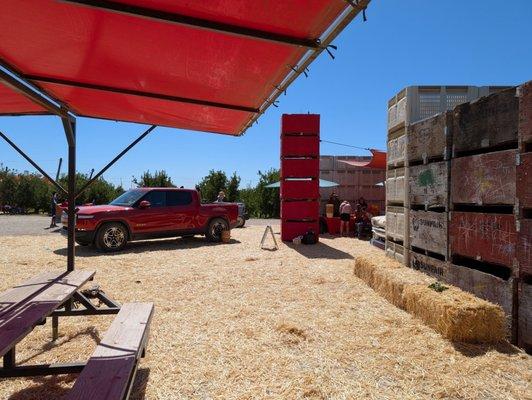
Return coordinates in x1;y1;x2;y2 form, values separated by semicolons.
0;270;95;361
66;302;154;400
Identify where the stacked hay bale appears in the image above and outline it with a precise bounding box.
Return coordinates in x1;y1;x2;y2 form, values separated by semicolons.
354;254;507;343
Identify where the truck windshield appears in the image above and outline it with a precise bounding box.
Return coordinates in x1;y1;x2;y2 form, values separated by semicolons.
110;189;145;206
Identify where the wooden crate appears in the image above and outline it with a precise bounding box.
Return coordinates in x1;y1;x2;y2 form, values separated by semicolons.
451;149;517;206
385;239;405;264
281;158;319;179
410;252;515;321
449;212;517;268
409;210;448;257
407;112;453;163
518;282;532;352
518;80;532;152
281;179;319;200
517;219;531;278
281;200;319;221
281;135;319;157
387;128;407;167
386;167;406;204
452;87;519;156
386;206;406;242
409;161;449;209
517;152;532;217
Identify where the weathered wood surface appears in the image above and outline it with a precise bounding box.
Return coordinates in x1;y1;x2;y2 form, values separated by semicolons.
407;112;452;162
67;302;154;400
0;270;67;316
410;253;515;319
518;282;531;351
388;93;407;130
517;152;532;214
449;212;517;267
518;81;532;149
409;161;449;208
385;240;405;264
517;219;531;278
386;206;406;241
387;132;406;166
386;167;405;203
0;270;95;357
409;210;448;256
453;87;519;154
451;149;517;206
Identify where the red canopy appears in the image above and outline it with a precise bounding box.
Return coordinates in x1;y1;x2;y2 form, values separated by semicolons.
0;0;368;135
338;149;386;169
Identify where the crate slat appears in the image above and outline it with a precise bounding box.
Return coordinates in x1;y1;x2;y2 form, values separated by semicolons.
407;112;453;163
409;210;448;257
409;161;449;209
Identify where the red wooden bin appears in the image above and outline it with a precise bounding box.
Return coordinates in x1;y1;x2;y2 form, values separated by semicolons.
518;219;531;278
449;212;517;269
281;135;319;157
281;219;319;241
281;158;319;178
281;200;319;220
281;114;320;135
281;179;319;200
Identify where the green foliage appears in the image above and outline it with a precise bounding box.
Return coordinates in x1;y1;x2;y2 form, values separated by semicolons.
0;164;123;213
428;282;449;293
237;168;280;218
195;168;280;217
133;170;175;188
226;172;241;202
196;170;230;202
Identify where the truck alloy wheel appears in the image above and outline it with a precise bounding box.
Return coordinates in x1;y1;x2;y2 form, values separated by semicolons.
96;222;128;252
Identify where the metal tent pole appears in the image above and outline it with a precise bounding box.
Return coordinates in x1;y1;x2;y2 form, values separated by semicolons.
62;117;76;272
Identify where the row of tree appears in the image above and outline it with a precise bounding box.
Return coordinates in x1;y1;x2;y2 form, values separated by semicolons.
0;165;281;218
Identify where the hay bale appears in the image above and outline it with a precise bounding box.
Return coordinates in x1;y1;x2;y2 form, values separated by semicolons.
353;255;507;343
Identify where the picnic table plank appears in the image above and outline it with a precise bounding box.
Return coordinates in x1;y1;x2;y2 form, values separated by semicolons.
0;270;95;358
66;302;154;400
0;270;68;316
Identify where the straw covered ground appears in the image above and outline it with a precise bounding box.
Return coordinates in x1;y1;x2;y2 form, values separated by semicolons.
0;226;530;399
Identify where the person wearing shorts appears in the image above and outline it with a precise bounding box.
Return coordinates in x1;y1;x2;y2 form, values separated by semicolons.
339;200;352;236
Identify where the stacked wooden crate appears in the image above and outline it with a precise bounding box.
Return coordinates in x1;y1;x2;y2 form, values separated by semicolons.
517;82;531;352
402;82;531;348
385;86;499;265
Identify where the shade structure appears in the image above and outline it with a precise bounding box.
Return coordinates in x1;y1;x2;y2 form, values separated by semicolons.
0;0;369;135
266;179;339;188
337;149;386;169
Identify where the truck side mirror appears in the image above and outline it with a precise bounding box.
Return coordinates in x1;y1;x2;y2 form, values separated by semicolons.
139;200;151;209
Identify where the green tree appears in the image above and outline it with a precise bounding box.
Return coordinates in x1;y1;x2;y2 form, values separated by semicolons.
254;168;280;218
133;170;175;188
226;172;241;202
195;170;228;202
0;165;17;207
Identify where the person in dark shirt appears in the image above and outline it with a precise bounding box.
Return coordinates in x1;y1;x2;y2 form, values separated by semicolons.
329;192;341;217
49;192;58;228
354;204;371;239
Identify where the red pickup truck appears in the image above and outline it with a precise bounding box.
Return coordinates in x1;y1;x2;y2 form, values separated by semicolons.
62;188;238;252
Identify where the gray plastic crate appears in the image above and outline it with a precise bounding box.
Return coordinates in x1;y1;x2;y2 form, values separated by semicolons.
387;85;510;133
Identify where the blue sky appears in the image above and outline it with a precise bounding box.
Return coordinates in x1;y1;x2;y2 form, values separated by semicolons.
1;0;531;189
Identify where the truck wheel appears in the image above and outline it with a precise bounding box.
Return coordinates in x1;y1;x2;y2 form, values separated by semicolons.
96;222;128;252
236;216;245;228
206;218;229;242
75;240;91;246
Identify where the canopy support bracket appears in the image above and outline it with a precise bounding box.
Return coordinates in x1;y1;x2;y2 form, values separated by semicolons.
76;125;156;199
0;130;67;195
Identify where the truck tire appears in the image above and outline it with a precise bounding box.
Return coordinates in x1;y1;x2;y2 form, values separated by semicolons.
206;218;229;242
95;222;128;252
75;239;91;246
236;216;245;228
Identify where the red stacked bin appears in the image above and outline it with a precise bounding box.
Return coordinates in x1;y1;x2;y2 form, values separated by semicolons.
280;114;320;241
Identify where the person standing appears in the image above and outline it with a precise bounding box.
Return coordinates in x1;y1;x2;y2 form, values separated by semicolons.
354;204;371;239
339;200;352;236
215;191;226;202
49;192;58;228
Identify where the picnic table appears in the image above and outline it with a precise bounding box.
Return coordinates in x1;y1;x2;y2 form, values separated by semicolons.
0;270;154;400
